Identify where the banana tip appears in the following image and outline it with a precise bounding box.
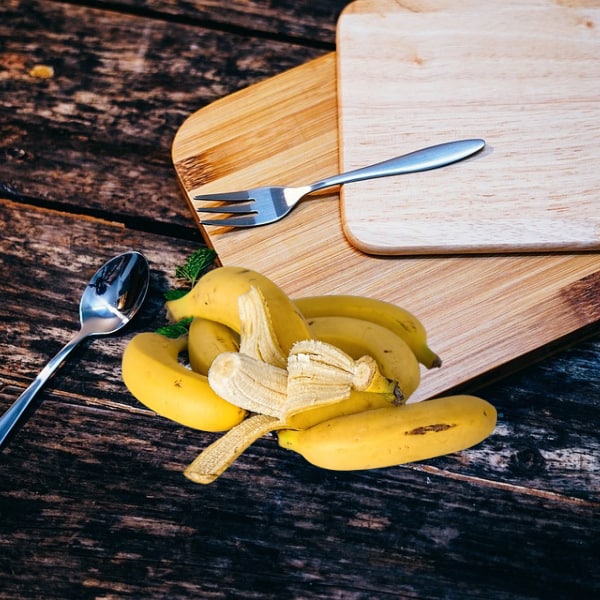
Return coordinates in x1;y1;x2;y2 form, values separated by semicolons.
430;355;442;369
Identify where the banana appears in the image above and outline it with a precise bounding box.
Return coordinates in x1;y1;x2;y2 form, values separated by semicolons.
285;390;398;430
294;295;441;369
208;351;289;418
306;315;421;400
277;395;497;471
188;317;239;376
286;339;402;408
121;332;246;432
166;266;312;359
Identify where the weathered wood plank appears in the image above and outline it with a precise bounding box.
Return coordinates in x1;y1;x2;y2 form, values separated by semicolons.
0;395;598;599
0;0;326;221
93;0;348;44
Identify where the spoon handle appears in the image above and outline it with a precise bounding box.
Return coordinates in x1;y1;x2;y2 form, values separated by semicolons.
0;328;88;448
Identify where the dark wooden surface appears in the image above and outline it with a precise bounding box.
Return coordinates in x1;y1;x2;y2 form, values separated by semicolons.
1;2;598;598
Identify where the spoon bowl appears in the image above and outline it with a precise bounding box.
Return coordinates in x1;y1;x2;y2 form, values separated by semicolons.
0;250;150;448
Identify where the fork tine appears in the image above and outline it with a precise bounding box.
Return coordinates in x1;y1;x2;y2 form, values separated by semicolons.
193;190;252;202
196;201;255;214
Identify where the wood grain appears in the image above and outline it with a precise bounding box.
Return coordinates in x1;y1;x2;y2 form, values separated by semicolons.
172;53;600;403
337;0;600;254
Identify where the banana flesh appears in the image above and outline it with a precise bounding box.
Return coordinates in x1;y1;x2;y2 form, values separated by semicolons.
209;351;288;419
294;295;441;369
278;395;497;471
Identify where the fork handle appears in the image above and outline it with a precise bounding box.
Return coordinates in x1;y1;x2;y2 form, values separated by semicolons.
308;139;485;192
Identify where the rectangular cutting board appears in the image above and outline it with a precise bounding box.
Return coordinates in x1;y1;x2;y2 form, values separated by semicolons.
337;0;600;255
172;53;600;403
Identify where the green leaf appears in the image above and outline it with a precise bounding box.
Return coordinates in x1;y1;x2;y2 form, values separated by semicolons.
175;248;218;288
155;317;193;339
164;288;190;301
163;247;218;301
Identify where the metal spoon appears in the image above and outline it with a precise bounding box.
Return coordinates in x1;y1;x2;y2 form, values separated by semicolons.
0;250;150;448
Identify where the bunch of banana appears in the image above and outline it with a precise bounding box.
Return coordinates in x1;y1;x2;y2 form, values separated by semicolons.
121;262;497;484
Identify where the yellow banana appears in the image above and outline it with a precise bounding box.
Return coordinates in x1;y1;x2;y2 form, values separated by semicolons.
166;266;312;358
285;390;398;430
294;295;441;369
188;317;239;376
121;332;246;432
306;315;421;400
278;395;497;471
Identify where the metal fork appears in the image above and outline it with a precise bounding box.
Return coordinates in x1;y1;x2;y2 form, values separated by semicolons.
195;138;485;227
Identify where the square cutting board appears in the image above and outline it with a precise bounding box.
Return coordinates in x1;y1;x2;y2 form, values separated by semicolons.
172;54;600;404
337;0;600;255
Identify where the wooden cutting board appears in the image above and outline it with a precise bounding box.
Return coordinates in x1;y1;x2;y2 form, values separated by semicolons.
337;0;600;255
171;53;600;403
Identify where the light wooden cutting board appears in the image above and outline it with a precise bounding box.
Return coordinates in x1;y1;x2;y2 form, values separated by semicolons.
337;0;600;255
172;53;600;403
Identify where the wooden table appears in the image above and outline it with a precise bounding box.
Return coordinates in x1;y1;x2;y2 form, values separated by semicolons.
1;2;598;598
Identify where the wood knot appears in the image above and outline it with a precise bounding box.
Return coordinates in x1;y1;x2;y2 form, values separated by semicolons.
509;446;546;476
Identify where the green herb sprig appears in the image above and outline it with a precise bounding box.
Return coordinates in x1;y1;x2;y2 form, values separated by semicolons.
155;317;193;339
164;247;218;301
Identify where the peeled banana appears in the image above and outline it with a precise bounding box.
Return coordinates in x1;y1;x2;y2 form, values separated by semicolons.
294;295;441;369
277;394;497;471
187;311;404;483
121;331;246;432
306;315;421;400
166;266;312;357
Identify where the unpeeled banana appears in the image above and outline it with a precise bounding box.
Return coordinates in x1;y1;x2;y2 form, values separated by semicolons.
188;317;239;376
294;295;441;369
166;266;312;358
122;331;246;432
278;395;497;471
